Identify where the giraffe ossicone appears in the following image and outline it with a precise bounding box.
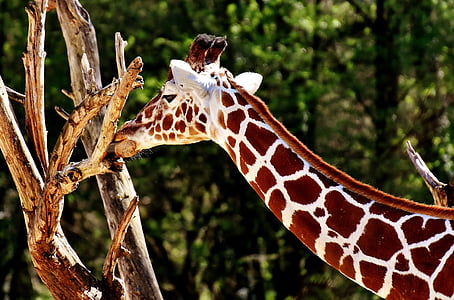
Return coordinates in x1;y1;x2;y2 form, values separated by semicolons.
110;34;454;299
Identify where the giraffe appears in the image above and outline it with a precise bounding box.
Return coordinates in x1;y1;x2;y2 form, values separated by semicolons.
110;35;454;299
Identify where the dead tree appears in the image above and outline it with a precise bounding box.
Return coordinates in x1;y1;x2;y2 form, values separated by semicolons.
0;0;162;299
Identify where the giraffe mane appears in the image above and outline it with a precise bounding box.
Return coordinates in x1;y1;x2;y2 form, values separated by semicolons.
228;78;454;220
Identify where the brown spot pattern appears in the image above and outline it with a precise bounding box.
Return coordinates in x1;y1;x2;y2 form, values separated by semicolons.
395;253;409;271
340;256;355;279
222;93;235;107
429;234;454;261
268;190;286;221
255;167;276;194
239;141;256;167
181;102;188;114
284;175;321;205
325;190;364;238
411;247;438;275
369;202;409;222
314;207;325;217
270;144;306;176
357;219;403;260
175;120;186;133
433;250;454;297
309;167;338;188
402;217;446;244
186;107;193;122
162;115;173;130
360;261;386;293
244;123;277;156
218;112;226;129
199;113;207;123
227;109;246;134
250;181;264;200
328;230;338;238
227;136;236;148
388;274;429;300
235;92;249;106
289;210;321;252
195;122;206;133
248;108;262;121
175;107;182;118
345;190;372;205
324;242;343;269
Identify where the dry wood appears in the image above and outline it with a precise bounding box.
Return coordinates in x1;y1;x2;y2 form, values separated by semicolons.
43;57;143;242
56;0;163;299
406;141;454;207
23;0;49;173
103;196;139;289
0;0;163;298
6;86;25;104
0;75;109;299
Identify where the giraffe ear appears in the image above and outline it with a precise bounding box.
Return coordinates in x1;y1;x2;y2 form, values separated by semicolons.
170;59;208;92
234;72;263;95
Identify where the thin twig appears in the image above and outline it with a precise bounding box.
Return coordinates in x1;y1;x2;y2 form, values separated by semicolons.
102;196;139;287
54;106;70;120
406;141;453;207
47;79;120;178
115;32;128;78
6;87;25;104
61;89;75;101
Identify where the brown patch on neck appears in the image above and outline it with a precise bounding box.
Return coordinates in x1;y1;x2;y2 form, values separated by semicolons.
228;77;454;220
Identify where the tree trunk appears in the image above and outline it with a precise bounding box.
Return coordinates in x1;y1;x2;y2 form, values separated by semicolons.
55;1;162;298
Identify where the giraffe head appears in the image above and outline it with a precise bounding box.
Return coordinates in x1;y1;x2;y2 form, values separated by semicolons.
111;36;262;158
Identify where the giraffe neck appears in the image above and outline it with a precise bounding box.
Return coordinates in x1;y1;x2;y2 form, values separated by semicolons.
208;79;454;299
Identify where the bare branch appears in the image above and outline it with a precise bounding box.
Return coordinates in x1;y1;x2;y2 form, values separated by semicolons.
90;56;143;163
115;32;128;78
406;141;454;207
44;79;124;239
103;196;139;288
0;76;43;216
6;86;25;104
23;0;49;173
81;53;97;94
54;106;70;120
47;80;120;177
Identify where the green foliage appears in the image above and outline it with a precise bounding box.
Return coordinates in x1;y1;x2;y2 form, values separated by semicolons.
1;0;454;299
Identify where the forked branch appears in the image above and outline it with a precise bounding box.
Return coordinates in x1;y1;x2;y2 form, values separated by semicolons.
43;56;143;240
406;141;454;207
103;196;139;289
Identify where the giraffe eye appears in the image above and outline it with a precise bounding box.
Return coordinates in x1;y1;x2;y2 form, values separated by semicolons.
163;94;177;101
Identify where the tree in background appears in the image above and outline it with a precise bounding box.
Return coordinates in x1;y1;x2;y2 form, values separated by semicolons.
1;0;454;299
